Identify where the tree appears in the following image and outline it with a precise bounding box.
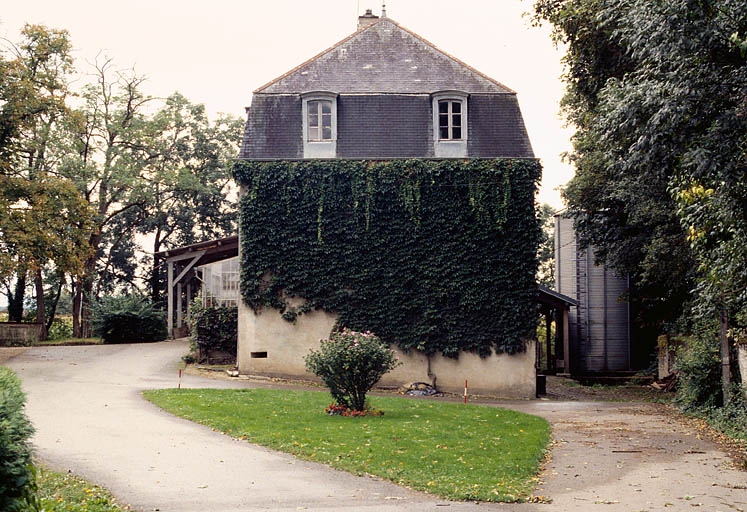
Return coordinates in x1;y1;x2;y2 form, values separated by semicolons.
534;0;746;402
536;203;556;287
136;93;242;306
0;25;94;337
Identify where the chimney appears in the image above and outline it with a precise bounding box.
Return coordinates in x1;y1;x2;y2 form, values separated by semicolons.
357;8;379;30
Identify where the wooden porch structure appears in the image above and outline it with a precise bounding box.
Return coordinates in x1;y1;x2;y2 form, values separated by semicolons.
537;285;579;375
155;236;238;338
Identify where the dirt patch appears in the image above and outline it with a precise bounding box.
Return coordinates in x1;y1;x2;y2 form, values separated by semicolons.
0;347;29;365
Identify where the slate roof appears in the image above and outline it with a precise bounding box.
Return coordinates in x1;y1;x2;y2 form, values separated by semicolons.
255;17;515;95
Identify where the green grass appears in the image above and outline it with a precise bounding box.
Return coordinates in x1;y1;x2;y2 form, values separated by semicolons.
35;338;102;346
35;466;129;511
143;388;550;502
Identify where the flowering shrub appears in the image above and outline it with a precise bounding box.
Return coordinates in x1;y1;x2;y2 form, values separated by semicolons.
305;328;400;412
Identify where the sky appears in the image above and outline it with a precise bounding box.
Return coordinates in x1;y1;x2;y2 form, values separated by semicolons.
1;0;574;208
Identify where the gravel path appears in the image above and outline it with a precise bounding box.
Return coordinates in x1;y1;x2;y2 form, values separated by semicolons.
3;341;746;511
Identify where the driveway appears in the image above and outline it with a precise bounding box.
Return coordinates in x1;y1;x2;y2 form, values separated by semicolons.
3;341;746;511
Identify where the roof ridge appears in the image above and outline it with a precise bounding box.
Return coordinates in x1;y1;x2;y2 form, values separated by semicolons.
253;17;515;95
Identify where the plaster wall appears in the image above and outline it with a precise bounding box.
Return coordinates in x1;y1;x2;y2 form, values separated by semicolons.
237;303;537;399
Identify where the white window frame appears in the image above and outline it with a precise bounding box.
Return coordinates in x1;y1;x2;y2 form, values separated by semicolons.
432;91;468;158
302;92;338;158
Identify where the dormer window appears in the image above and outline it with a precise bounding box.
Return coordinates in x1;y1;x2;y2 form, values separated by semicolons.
307;100;333;141
438;100;463;140
432;92;468;157
302;92;338;158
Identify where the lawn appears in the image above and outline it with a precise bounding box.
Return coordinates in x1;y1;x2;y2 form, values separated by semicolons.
35;466;129;511
144;388;551;502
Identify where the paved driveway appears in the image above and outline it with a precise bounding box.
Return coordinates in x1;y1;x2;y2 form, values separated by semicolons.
4;341;746;511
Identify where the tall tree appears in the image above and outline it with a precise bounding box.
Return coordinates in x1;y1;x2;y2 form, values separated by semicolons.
0;25;94;336
136;93;242;305
535;0;746;400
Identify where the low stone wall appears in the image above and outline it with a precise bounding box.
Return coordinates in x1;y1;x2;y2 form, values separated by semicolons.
237;305;536;399
0;323;43;347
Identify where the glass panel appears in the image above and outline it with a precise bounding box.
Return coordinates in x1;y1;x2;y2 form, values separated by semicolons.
321;101;332;114
440;127;449;139
452;114;461;128
452;127;462;139
452;101;461;114
439;113;449;128
439;101;449;114
308;126;320;141
323;126;332;140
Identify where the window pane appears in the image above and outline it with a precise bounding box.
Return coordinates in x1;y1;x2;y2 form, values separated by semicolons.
452;114;461;128
308;126;319;140
439;101;449;114
321;101;332;114
439;113;449;128
440;127;449;139
323;126;332;140
451;101;461;114
452;126;462;139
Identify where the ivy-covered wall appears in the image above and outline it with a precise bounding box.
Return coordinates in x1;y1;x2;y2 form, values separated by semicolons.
233;159;541;357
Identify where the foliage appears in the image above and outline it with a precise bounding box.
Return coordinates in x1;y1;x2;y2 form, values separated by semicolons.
46;316;73;341
91;295;167;344
3;25;242;338
35;466;128;511
536;203;556;286
675;335;722;411
0;367;37;512
144;388;551;502
235;158;541;357
188;298;237;363
305;328;400;411
534;0;746;402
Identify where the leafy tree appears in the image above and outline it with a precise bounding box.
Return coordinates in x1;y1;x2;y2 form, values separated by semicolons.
0;25;94;337
534;0;746;401
536;203;556;287
136;93;242;306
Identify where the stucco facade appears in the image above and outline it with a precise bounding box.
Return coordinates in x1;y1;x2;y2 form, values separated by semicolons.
238;304;536;399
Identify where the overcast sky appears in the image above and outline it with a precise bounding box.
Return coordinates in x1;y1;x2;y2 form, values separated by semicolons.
1;0;573;208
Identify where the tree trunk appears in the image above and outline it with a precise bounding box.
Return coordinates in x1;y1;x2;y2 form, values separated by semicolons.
46;274;64;332
72;279;81;338
8;271;27;322
34;269;48;340
719;307;731;405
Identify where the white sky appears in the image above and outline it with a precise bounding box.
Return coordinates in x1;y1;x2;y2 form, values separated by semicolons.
1;0;574;208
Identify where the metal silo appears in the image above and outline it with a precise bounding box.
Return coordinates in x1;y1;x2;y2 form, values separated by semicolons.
555;214;631;374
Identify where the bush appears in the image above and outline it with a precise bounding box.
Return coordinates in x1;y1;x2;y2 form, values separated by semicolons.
46;317;73;341
189;299;237;363
92;295;167;344
305;328;400;412
675;335;722;411
0;367;37;512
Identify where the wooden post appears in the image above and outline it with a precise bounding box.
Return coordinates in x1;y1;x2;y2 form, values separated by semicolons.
719;308;731;404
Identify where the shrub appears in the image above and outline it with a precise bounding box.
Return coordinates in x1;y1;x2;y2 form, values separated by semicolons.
189;299;237;363
92;295;167;344
0;367;37;512
305;328;400;411
675;335;722;410
46;317;73;341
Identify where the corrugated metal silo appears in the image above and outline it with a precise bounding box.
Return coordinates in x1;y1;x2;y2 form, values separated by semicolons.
555;215;631;374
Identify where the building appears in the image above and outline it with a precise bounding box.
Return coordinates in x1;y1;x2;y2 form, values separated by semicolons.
234;9;542;397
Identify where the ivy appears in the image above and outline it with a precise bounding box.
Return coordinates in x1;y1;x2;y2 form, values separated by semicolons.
233;159;541;357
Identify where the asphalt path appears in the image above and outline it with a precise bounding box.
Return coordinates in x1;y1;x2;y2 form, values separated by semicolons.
4;341;746;511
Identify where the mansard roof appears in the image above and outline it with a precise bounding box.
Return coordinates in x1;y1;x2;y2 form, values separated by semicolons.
255;17;515;95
